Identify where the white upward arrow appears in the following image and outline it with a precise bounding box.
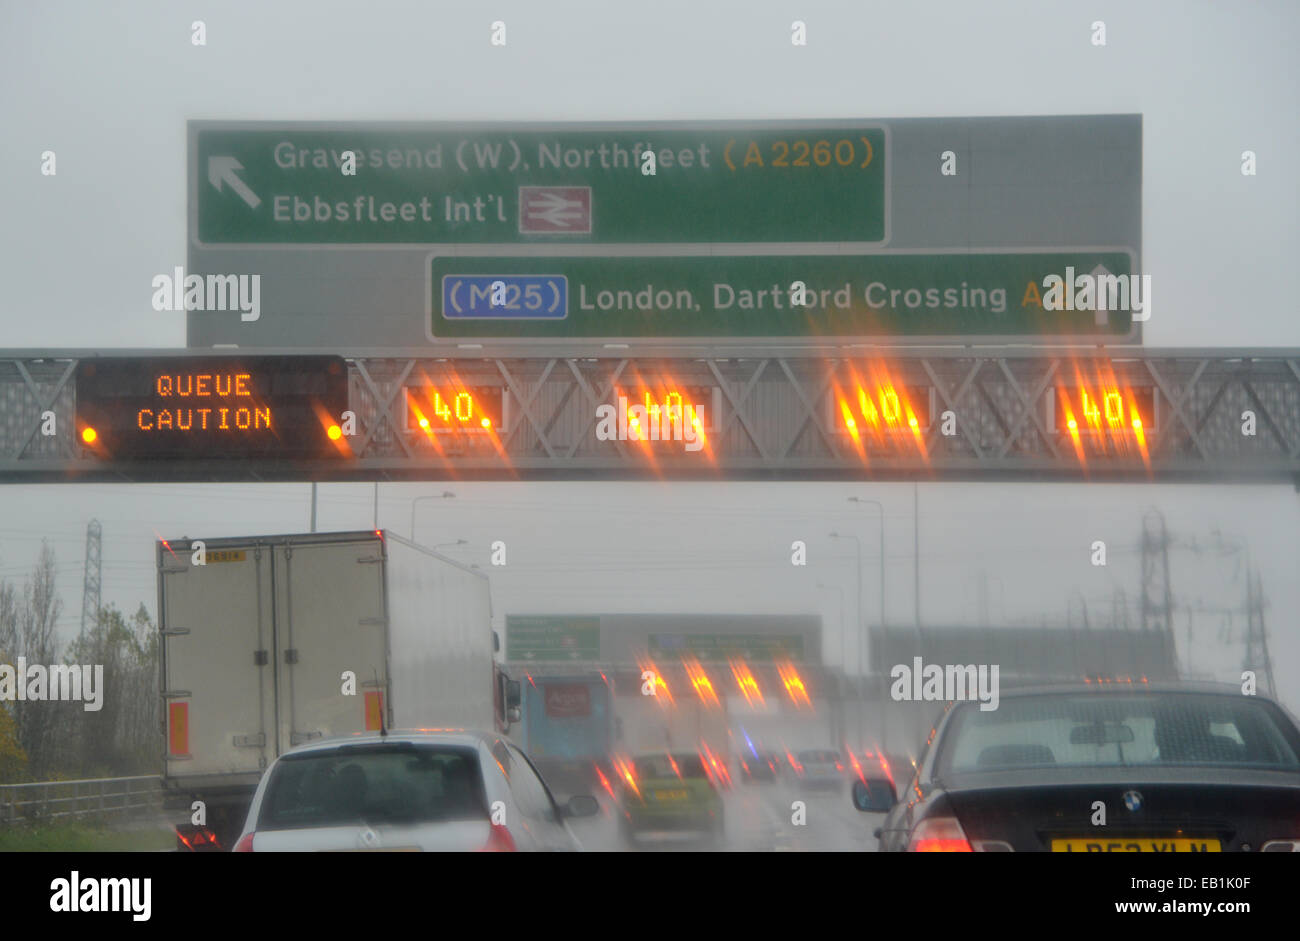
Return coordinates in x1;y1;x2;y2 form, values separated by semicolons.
208;156;261;210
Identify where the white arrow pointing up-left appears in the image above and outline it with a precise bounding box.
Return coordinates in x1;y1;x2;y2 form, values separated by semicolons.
208;156;261;209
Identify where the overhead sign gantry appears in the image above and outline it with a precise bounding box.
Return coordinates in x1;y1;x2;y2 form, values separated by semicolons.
3;348;1298;485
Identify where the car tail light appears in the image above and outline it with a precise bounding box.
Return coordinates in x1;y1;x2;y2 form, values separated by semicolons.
907;817;973;852
233;832;255;853
835;763;844;772
1261;840;1300;852
482;823;517;852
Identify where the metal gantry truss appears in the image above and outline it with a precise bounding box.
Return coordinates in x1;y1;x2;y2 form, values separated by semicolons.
2;348;1300;483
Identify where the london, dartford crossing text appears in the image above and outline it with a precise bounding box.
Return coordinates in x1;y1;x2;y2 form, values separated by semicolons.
575;281;1009;314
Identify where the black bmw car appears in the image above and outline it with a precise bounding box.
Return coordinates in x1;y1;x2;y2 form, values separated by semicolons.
852;683;1300;852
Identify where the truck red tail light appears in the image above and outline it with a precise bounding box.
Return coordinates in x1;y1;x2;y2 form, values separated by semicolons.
482;823;517;852
175;825;222;851
168;702;190;757
363;690;384;731
233;832;256;852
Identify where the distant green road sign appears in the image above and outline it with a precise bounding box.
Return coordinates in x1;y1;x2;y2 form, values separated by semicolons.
195;124;886;245
431;251;1136;340
507;615;601;661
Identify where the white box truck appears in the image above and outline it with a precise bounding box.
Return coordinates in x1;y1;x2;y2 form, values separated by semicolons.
157;529;519;849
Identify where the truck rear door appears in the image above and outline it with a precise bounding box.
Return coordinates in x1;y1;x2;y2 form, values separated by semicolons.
161;542;274;782
272;537;389;749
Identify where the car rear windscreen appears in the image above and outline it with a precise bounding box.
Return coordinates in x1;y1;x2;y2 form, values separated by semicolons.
937;693;1300;774
258;744;487;830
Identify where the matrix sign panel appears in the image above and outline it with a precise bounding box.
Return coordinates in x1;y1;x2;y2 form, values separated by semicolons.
647;633;806;663
1050;386;1157;435
611;386;717;428
405;385;505;433
832;384;933;434
75;357;348;459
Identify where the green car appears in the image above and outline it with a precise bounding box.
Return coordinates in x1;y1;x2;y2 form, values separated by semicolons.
619;753;725;846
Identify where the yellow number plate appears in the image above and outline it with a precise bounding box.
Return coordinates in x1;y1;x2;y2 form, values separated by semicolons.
1052;838;1221;852
654;789;689;801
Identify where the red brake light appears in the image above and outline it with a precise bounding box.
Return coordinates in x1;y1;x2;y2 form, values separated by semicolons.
233;832;255;853
908;817;973;852
482;823;517;852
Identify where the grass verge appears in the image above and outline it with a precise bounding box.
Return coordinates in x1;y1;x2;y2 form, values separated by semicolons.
0;819;175;852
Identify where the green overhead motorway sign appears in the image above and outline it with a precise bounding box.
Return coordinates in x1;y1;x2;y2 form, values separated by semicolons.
196;124;887;245
187;116;1141;350
430;250;1137;340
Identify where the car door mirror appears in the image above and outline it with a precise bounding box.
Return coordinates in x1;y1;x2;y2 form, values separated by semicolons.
564;795;600;818
852;776;896;813
507;705;521;723
506;679;522;710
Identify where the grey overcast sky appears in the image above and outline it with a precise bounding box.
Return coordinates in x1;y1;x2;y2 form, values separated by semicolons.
4;0;1297;348
1;2;1297;711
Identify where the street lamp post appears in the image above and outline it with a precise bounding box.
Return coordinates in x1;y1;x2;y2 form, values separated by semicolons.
848;497;886;640
817;582;846;747
409;491;456;541
829;531;863;745
848;496;887;753
816;582;846;670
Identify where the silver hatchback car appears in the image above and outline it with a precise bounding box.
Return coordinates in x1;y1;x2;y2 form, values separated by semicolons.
796;749;849;791
233;730;599;852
